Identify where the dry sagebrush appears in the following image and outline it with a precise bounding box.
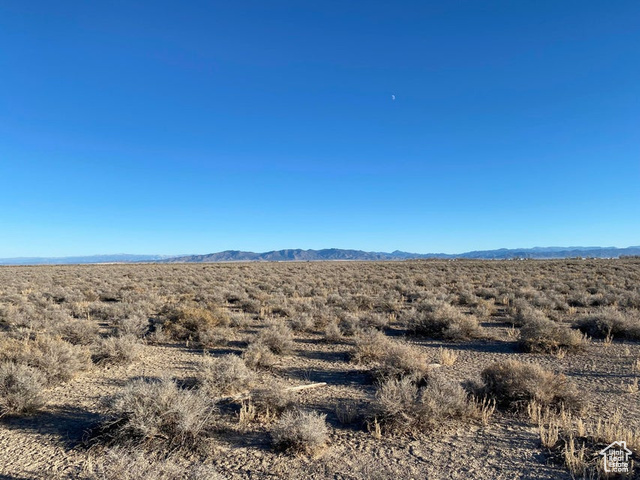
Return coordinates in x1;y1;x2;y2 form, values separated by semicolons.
372;373;483;433
98;377;215;449
0;361;46;417
406;302;484;341
480;359;583;413
197;354;253;397
270;409;328;454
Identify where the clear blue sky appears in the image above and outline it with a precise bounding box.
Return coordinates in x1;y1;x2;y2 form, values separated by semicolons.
1;1;639;257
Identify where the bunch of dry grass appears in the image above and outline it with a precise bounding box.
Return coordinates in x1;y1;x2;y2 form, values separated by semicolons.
250;378;294;416
576;307;640;340
254;321;294;354
407;303;483;341
270;409;328;455
57;319;100;345
352;330;429;380
161;305;230;345
289;313;314;332
358;312;389;330
92;335;143;365
99;377;214;449
323;320;342;342
480;360;583;412
518;316;586;353
438;347;458;366
112;315;150;338
530;405;639;478
509;301;548;327
373;373;479;433
197;354;253;396
0;361;46;417
0;335;91;386
243;342;278;370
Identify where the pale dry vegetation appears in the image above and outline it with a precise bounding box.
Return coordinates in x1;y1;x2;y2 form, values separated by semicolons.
0;258;638;479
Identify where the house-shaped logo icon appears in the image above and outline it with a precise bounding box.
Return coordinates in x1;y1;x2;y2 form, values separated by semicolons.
599;440;632;473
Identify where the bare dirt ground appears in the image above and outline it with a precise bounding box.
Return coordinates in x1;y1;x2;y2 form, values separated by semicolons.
0;260;638;479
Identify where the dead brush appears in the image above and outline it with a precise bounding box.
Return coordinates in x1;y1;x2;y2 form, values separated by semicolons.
406;302;484;341
352;329;430;381
0;361;46;417
96;376;215;450
372;373;484;434
270;409;328;455
437;347;458;366
624;377;639;394
92;335;143;366
0;335;91;386
243;342;278;370
518;316;587;354
238;401;257;427
254;320;294;355
480;359;583;413
250;378;294;419
197;354;253;397
576;307;640;341
529;402;639;478
160;304;230;345
335;399;360;425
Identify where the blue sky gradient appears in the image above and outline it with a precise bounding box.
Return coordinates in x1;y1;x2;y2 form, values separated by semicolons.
1;1;639;256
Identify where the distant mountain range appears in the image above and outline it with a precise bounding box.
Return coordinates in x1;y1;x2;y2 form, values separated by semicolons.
1;246;639;265
163;246;640;262
0;254;173;265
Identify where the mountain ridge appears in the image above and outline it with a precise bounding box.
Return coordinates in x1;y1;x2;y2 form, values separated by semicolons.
1;246;639;265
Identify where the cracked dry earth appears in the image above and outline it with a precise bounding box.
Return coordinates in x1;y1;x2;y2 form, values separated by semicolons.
0;261;639;479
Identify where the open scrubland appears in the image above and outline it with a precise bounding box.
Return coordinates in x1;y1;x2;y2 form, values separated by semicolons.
0;259;639;479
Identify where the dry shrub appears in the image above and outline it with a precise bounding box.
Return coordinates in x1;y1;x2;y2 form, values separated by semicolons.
481;360;583;412
82;448;223;480
58;319;100;345
531;407;639;478
251;378;294;416
0;361;46;417
438;347;458;366
0;335;91;385
93;335;143;365
334;400;360;425
407;303;483;340
270;409;328;454
323;321;342;342
255;321;294;354
576;308;640;340
351;329;391;365
196;326;231;348
519;316;586;353
100;377;214;449
373;373;478;433
229;312;250;329
289;313;314;332
112;315;149;338
337;313;359;336
359;312;389;330
352;330;429;380
198;354;253;396
243;342;277;370
162;305;230;344
509;301;547;327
